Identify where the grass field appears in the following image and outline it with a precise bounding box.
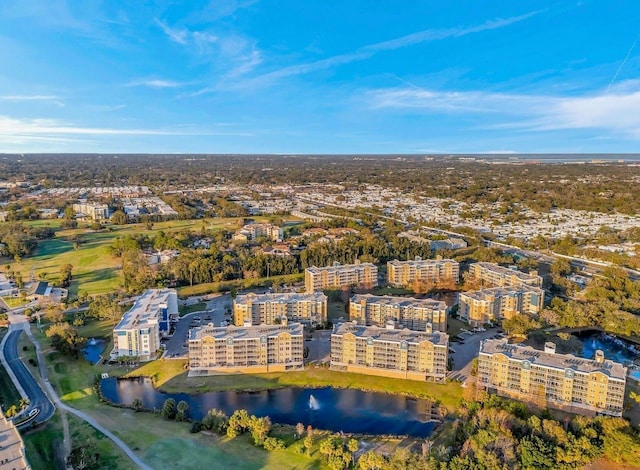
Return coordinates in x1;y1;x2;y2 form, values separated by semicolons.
179;301;208;316
3;217;285;298
22;412;65;470
127;360;463;411
327;301;347;322
177;273;305;298
0;329;23;409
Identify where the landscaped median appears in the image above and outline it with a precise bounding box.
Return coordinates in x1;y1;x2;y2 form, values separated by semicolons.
124;359;464;412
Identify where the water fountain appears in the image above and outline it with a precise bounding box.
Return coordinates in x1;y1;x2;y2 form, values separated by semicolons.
309;394;320;411
89;337;97;346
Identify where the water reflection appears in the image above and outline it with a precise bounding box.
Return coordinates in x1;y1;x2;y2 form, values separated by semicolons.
101;378;438;437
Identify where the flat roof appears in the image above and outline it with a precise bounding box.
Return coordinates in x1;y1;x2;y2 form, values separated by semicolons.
472;262;541;281
306;262;377;273
114;289;178;331
235;292;326;304
479;339;627;380
0;412;30;470
332;322;449;346
460;285;544;300
190;322;303;341
351;294;447;311
388;258;457;267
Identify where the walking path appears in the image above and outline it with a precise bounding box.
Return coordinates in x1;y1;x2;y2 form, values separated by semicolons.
2;308;152;469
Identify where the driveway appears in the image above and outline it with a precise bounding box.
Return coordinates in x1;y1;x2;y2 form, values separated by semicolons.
306;330;332;364
448;327;500;383
165;294;231;358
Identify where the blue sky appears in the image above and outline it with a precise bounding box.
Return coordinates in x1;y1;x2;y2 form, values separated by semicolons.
1;1;639;154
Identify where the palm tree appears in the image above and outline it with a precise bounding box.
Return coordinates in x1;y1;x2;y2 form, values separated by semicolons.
5;405;18;418
176;400;189;421
347;438;358;466
19;398;30;409
131;399;143;412
296;422;305;439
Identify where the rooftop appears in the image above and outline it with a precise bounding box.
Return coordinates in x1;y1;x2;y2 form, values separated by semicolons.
306;262;377;273
388;258;458;267
189;322;303;341
472;262;541;282
0;410;30;470
479;339;627;380
351;294;447;311
332;322;449;346
460;285;544;300
235;292;326;304
114;289;178;331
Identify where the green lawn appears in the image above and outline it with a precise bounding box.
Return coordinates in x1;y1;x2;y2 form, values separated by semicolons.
327;301;347;322
0;330;23;409
177;273;304;298
179;302;208;316
127;360;463;412
22;412;66;470
5;217;282;297
371;286;414;296
1;296;29;308
447;317;467;338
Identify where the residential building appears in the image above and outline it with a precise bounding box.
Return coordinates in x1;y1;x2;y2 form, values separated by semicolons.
112;289;178;362
188;322;304;375
233;292;327;326
458;286;544;326
387;257;459;288
305;261;378;292
330;323;449;382
349;294;447;332
233;223;283;242
468;262;543;288
0;409;30;470
0;274;18;298
477;339;626;417
72;202;109;221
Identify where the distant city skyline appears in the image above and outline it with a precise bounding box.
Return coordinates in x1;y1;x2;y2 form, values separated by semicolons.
1;1;639;154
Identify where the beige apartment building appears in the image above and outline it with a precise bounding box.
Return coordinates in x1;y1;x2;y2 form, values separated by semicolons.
72;202;109;221
233;223;283;242
468;262;543;288
458;286;544;326
349;294;448;332
305;261;378;292
477;339;626;417
233;292;327;326
112;289;178;362
387;257;459;287
331;323;449;382
188;322;304;375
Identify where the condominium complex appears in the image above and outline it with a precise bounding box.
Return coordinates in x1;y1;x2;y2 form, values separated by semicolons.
349;294;448;332
233;223;283;242
305;261;378;292
112;289;178;361
468;262;543;288
72;202;109;221
387;257;459;287
458;286;544;326
330;323;449;382
188;322;304;375
477;339;626;417
0;409;30;470
233;292;327;326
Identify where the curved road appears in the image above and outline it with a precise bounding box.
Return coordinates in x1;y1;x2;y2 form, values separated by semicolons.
2;329;55;425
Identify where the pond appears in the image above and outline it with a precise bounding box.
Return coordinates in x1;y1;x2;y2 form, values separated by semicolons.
101;377;439;437
579;332;639;364
82;338;107;365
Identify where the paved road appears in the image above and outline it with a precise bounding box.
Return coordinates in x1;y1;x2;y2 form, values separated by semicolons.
307;330;331;363
448;328;500;383
1;329;56;426
24;327;153;470
166;294;231;357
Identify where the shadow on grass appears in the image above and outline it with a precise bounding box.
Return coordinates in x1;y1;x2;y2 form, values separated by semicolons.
32;238;74;258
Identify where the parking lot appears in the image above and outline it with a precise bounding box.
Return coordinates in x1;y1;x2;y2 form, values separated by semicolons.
164;294;231;358
448;327;501;382
306;329;332;364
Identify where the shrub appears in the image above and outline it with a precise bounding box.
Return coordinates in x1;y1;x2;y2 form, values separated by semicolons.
263;437;285;451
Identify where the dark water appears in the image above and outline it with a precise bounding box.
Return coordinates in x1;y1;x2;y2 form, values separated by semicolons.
579;333;639;364
101;377;438;437
82;339;106;364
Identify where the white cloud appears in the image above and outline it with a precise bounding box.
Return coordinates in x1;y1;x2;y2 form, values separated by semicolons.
240;11;541;86
126;79;184;88
1;95;64;107
367;80;640;138
0;116;254;142
155;19;188;45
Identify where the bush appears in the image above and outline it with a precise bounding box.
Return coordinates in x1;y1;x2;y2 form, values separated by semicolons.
190;421;203;434
263;436;285;451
